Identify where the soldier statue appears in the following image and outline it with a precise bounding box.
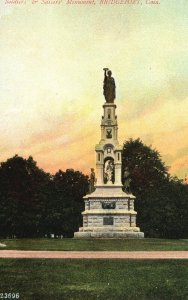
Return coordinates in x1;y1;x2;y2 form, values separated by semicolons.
89;168;96;193
123;167;132;193
105;160;114;183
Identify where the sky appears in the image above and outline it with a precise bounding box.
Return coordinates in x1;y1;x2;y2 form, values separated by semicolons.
0;0;188;179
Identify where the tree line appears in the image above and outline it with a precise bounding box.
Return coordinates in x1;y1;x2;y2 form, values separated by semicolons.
0;156;88;238
0;138;187;238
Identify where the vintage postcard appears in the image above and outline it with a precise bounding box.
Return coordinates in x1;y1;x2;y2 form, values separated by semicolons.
0;0;188;299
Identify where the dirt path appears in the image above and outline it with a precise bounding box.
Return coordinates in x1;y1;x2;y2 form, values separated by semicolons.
0;250;188;259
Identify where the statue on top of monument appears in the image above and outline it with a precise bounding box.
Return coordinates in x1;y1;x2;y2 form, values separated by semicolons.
103;68;116;103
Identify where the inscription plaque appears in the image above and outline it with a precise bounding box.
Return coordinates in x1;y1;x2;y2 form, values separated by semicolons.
103;216;114;225
102;202;116;209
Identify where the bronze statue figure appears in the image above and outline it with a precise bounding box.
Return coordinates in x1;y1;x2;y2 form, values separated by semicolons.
103;68;116;103
89;168;96;193
123;167;132;193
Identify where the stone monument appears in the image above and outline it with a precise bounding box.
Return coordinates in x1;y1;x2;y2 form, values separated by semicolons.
74;68;144;238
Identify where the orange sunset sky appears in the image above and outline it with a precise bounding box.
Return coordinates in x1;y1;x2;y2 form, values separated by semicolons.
0;0;188;179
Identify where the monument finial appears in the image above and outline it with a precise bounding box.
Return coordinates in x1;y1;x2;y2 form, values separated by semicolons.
103;68;116;103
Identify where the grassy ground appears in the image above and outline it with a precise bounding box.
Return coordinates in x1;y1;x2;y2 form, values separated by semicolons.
0;259;187;300
0;238;188;251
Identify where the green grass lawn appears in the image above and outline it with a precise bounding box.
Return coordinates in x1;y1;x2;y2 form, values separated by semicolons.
0;238;188;251
0;259;187;300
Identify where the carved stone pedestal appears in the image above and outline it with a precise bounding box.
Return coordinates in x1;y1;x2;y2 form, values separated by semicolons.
74;185;144;238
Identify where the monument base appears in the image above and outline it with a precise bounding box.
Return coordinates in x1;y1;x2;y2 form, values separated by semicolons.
74;185;145;239
74;231;144;239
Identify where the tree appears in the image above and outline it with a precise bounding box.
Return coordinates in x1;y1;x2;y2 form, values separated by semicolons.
45;169;89;238
122;138;188;238
122;138;169;194
0;155;50;238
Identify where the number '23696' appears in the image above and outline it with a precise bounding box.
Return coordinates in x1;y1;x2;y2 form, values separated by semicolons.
0;293;19;299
